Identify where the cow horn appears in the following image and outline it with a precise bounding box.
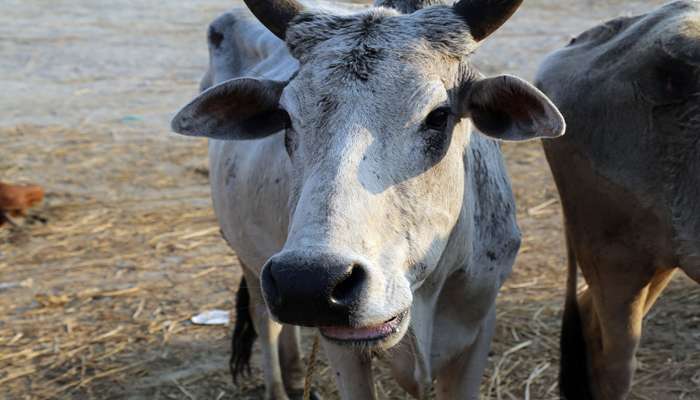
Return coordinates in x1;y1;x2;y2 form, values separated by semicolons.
453;0;523;41
242;0;305;40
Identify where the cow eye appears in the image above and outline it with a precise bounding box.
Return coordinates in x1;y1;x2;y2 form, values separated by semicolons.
424;107;451;131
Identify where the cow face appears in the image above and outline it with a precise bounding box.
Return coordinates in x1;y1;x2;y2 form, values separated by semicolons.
173;2;564;348
537;0;700;278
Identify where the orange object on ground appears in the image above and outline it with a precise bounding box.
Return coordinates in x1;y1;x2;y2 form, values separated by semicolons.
0;182;44;226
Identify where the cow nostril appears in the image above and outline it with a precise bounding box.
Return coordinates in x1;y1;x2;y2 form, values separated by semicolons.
330;264;366;306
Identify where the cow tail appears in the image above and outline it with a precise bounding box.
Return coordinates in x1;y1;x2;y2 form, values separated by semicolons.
230;277;258;384
559;225;593;400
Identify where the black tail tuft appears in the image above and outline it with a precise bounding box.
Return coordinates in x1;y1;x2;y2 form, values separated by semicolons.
559;291;594;400
230;277;257;385
559;228;593;400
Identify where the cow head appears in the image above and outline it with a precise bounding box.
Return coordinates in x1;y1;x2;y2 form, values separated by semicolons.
174;0;564;348
537;0;700;280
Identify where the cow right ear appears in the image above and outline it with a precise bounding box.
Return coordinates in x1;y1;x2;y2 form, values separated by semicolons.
460;75;565;141
171;77;289;140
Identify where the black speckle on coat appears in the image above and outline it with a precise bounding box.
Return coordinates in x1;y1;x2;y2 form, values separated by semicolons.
486;250;497;261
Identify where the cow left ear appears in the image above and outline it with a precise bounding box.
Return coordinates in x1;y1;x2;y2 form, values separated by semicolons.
171;77;289;140
461;75;565;141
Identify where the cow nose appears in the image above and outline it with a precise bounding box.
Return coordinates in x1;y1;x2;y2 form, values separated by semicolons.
261;251;368;327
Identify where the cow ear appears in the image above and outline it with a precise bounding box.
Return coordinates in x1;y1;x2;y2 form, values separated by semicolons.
171;77;289;140
462;75;565;141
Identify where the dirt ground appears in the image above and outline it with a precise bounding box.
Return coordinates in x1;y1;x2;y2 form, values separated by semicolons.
1;0;698;399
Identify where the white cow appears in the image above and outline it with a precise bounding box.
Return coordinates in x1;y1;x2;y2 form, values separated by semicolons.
172;0;565;398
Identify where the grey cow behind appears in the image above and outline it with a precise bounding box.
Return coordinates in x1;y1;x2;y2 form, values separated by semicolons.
537;1;700;399
173;0;565;398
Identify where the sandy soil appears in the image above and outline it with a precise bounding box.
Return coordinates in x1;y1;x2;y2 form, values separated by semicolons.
1;0;698;399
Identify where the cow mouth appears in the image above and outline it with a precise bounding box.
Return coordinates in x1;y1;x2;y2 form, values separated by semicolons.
319;310;409;344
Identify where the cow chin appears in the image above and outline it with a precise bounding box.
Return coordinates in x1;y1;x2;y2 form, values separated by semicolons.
319;309;411;350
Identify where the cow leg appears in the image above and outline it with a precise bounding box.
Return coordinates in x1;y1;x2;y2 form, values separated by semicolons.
643;268;675;314
242;267;288;400
435;305;495;400
579;261;674;400
278;325;305;394
279;326;323;400
321;339;376;400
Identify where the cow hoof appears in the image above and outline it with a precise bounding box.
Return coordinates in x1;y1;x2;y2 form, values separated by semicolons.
288;389;323;400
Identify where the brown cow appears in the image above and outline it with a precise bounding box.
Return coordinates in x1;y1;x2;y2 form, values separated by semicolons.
0;182;44;227
536;1;700;399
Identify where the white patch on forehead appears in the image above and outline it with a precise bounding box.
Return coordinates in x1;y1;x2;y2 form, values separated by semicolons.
280;70;448;125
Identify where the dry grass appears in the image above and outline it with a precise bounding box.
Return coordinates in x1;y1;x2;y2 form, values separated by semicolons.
1;126;698;400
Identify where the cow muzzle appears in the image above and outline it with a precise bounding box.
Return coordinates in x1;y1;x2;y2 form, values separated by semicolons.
261;250;410;345
261;251;369;327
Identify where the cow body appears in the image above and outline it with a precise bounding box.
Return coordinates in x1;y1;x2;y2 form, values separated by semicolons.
208;9;519;397
173;0;564;398
536;1;700;399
